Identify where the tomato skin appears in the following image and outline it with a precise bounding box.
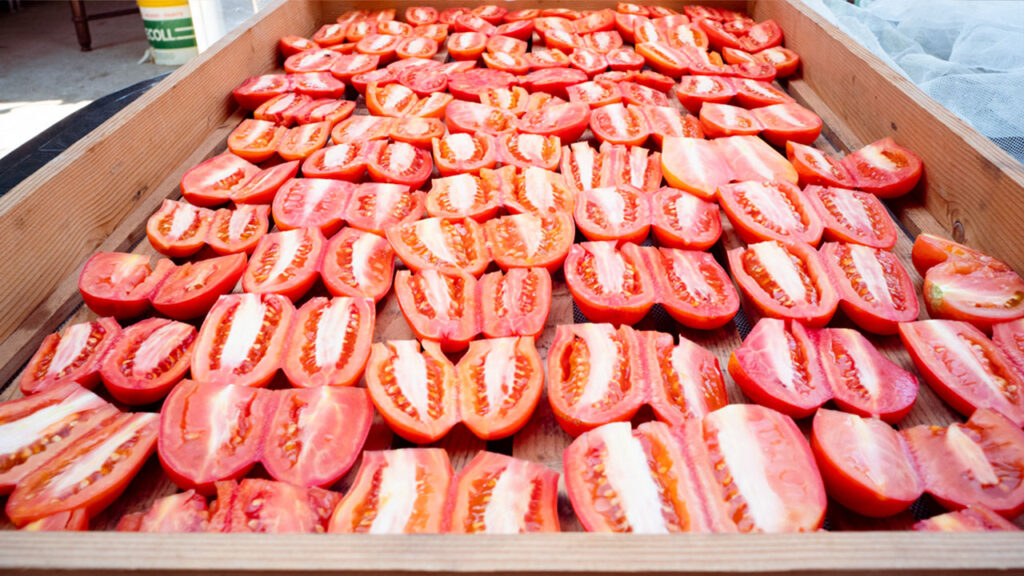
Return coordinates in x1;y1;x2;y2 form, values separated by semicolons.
79;252;173;320
900;320;1024;425
590;103;650;146
910;233;998;277
641;331;728;426
0;383;117;494
366;341;459;444
146;199;213;258
329;448;452;533
641;247;739;330
456;337;545;441
228;160;300;205
547;324;646;436
661;136;734;200
395;269;480;352
811;408;923;518
344;183;423;236
650;186;721;250
517;101;591;141
181;152;260;207
905;408;1024;518
6;411;158;526
924;258;1024;332
99;317;195;402
207;205;270;256
805;185;897;249
479;267;552;339
387;216;490;277
243;227;325;302
820;242;918;334
191;293;295;389
717;180;824;245
573;186;651;245
564;241;655;326
841;137;924;198
814;327;919;423
432;132;496;176
728;318;831;419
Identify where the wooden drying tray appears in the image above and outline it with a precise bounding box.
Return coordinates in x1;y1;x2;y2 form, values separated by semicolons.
1;0;1024;574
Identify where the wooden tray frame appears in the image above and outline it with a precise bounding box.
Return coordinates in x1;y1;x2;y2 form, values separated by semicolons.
2;0;1024;573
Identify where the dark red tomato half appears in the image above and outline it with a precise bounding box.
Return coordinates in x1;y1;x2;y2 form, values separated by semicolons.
641;331;728;426
728;318;831;419
272;178;353;237
146;199;213;258
815;327;919;423
900;320;1024;426
99;318;195;405
804;185;897;249
321;227;395;303
811;408;923;518
717;180;824;245
904;408;1024;518
191;293;295;388
263;386;373;489
19;319;120;395
79;252;173;320
243;227;325;302
564;241;655;326
841;137;924;198
728;240;839;328
282;296;374;388
180;152;260;207
641;246;739;330
395;269;480;352
207;204;270;256
150;253;247;321
650;186;721;251
479;267;552;339
821;242;918;335
159;380;270;494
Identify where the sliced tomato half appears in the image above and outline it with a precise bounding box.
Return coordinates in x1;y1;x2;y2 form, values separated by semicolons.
79;252;172;319
717;180;824;245
805;185;897;249
640;104;703;146
650;186;721;250
565;241;655;325
752;102;823;147
661;136;733;200
288;96;354;128
99;318;195;405
387;216;490;277
786;141;856;189
447;451;558;533
566;80;622;109
547;324;646;436
561;142;614;194
207;204;269;256
841;137;924;198
480;86;531;117
243;227;325;301
395;269;480;352
642;246;739;330
331;115;394;144
479;267;551;339
425;172;501;222
502;166;576;215
146;199;213;258
365;140;434;191
445;100;518;136
227;119;286;163
120;489;208;533
456;337;544;440
228;160;300;205
590;103;650;146
574;186;651;245
271;178;352;237
675;75;736;114
993;319;1024;377
365;340;458;443
641;331;727;426
20;318;121;395
282;296;374;388
821;242;918;334
321;227;395;302
345;183;423;236
602;143;662;193
924;257;1024;332
716;134;798;184
498;132;561;171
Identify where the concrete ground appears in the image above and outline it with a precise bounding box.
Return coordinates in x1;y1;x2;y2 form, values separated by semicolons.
0;0;178;158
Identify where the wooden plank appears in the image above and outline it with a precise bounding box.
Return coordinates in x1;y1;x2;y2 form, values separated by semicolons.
751;0;1024;270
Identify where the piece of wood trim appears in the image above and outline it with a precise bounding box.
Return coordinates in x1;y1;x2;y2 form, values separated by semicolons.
750;0;1024;269
1;532;1023;575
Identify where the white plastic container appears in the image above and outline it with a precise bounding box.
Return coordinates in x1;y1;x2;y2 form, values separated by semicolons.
137;0;199;65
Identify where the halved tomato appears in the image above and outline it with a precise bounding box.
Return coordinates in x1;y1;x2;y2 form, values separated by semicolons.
387;216;489;277
502;165;575;215
911;233;1001;277
494;19;534;40
271;178;352;236
485;211;575;274
356;33;401;62
456;337;544;439
498;132;561;171
716;134;799;184
256;93;312;126
207;204;269;256
227;119;286;163
924;258;1024;332
590;102;650;146
321;227;395;302
640;104;703;146
446;451;558;532
191;293;295;388
650;186;721;250
815;327;918;423
425;172;501;222
159;380;270;493
282;296;374;388
228;160;300;205
574;186;651;244
440;7;470;25
396;36;438;59
915;505;1022;532
366;82;419;117
702;404;826;532
22;509;90;532
473;4;508;25
328;448;451;533
661;136;733;200
233;74;290;110
449;67;516;100
262;386;372;489
479;86;530;117
602;143;662;193
0;383;116;493
288;71;347;99
905;408;1024;517
674;75;736;114
841;137;924;198
664;23;708;51
312;23;348;47
79;252;172;320
479;267;551;339
717;180;824;245
365;140;434;191
619;81;668;107
636;70;676;93
445;100;518;136
732;78;794;109
900;320;1024;425
432;132;496;176
728;318;831;419
20;319;120;395
398;64;447;97
99;318;194;405
406;6;438;25
6;411;158;526
395;269;480;352
740;19;783;52
994;319;1024;376
389;117;445;149
277;121;330;161
301;142;366;182
516;101;590;142
642;246;739;330
566;79;622;109
483;51;530;75
805;185;896;249
151;252;248;319
752;102;823;146
561;142;614;193
641;331;727;425
181;152;260;207
146;199;213;258
447;31;488;61
635;41;692;77
365;340;458;443
331;115;394;144
811;408;923;518
345;182;423;236
329;53;379;81
525;48;571;70
569;47;609;77
118;489;209;533
542;29;582;53
454;12;496;36
284;48;342;74
729;240;838;327
821;242;918;334
243;227;325;301
344;19;376;43
699;102;762;138
548;324;646;436
786;142;856;188
565;241;654;325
